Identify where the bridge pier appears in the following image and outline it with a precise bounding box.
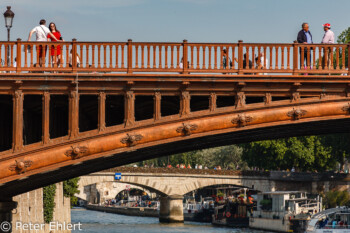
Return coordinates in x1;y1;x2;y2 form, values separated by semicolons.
0;198;17;233
159;195;184;223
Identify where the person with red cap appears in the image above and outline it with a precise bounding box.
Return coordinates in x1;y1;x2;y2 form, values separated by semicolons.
321;23;335;70
321;23;334;44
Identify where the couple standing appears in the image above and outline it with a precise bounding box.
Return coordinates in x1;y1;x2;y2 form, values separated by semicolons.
27;19;63;67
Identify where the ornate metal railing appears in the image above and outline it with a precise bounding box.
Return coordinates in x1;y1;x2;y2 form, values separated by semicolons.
0;39;349;75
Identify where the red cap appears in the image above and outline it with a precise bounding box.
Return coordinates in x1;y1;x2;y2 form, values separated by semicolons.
323;23;331;28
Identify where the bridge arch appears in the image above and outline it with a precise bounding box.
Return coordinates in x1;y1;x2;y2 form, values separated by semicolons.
1;96;350;198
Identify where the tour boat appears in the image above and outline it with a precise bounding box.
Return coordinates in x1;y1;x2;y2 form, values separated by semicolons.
249;191;322;233
306;207;350;233
211;188;256;228
183;198;215;222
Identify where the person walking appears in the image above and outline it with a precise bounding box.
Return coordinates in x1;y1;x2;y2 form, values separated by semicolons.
47;22;63;67
321;23;335;70
28;19;59;67
222;49;232;70
297;23;313;69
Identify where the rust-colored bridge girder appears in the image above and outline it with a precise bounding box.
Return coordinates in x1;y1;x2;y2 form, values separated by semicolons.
1;73;350;197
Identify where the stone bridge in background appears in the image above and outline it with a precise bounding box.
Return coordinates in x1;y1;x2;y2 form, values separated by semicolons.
78;167;350;222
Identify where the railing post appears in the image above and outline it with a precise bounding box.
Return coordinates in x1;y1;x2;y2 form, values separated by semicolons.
68;90;79;139
237;40;243;75
98;91;106;132
124;90;135;127
16;38;22;73
42;91;50;145
183;39;188;74
180;91;191;117
348;43;350;76
72;38;77;73
293;40;299;75
12;90;24;152
127;39;133;74
154;92;161;121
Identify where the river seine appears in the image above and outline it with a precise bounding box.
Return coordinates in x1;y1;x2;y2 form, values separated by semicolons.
71;209;271;233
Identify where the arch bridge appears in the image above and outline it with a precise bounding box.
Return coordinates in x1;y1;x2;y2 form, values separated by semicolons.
0;39;350;225
78;168;350;222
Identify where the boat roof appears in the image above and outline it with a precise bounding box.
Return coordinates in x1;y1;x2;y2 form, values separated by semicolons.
311;207;350;220
260;191;306;195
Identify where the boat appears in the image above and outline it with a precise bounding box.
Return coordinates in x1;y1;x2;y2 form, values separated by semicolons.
306;207;350;233
183;197;215;222
249;191;322;233
212;188;256;228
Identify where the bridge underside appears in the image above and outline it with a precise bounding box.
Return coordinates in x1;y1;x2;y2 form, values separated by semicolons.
1;74;350;199
1;115;350;198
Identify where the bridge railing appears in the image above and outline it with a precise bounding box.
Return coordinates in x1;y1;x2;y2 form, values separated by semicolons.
0;39;349;75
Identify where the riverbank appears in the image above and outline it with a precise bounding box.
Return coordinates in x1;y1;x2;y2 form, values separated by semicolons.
86;204;211;222
86;204;159;217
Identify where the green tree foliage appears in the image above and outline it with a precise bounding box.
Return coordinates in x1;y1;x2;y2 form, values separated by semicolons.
43;184;56;223
337;27;350;68
63;178;80;206
137;133;349;172
242;134;350;172
324;190;350;208
138;145;246;169
320;133;350;170
242;136;336;172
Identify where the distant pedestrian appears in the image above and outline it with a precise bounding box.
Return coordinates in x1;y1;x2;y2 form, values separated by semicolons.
243;53;253;74
222;49;233;70
255;52;268;74
69;49;81;68
48;22;63;67
321;23;335;69
28;19;59;67
297;23;313;69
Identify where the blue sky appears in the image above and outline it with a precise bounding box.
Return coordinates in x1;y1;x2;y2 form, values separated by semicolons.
0;0;349;43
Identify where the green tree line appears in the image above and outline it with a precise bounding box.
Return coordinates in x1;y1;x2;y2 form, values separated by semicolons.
137;133;349;172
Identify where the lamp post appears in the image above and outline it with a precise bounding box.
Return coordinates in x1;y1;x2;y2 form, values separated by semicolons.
3;6;14;67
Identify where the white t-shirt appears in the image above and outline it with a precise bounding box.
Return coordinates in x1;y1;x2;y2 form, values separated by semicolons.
32;25;50;41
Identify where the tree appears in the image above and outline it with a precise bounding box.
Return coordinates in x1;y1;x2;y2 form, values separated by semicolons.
320;133;350;170
337;27;350;69
63;178;80;206
324;190;350;208
242;136;335;172
137;145;246;169
43;184;56;223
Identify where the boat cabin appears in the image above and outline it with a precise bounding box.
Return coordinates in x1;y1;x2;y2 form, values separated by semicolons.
253;191;322;220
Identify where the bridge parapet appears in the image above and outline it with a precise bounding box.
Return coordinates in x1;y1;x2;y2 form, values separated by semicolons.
0;39;349;75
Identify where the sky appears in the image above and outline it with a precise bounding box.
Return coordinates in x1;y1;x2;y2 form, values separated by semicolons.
0;0;349;43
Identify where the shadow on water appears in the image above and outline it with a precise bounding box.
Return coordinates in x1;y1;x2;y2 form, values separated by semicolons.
71;209;271;233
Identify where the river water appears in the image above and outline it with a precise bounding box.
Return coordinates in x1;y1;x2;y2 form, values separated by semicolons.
71;208;270;233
